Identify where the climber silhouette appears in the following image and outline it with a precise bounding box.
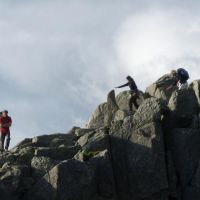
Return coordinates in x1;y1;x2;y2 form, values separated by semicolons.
115;76;139;111
166;68;189;91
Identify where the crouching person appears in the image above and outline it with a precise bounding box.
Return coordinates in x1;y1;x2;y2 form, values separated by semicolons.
166;68;189;91
0;110;12;152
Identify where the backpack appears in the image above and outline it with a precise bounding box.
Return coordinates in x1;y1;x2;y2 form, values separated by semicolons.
177;68;189;81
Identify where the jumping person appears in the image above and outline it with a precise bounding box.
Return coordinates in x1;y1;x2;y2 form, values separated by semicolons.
0;110;12;152
116;76;139;111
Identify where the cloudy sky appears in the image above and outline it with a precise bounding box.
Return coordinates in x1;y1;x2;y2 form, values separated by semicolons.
0;0;200;147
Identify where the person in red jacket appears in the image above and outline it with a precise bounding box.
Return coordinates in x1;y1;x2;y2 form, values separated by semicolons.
0;110;12;152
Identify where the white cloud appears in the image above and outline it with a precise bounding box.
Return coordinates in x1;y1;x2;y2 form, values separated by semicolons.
114;9;200;90
0;1;200;147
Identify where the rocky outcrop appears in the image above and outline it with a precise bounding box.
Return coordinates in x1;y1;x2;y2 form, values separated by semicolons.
145;73;177;101
1;77;200;200
86;90;143;129
104;90;119;126
168;89;198;128
25;159;95;200
190;80;200;108
86;102;107;129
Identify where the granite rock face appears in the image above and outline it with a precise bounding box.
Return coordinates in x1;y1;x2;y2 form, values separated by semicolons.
1;77;200;200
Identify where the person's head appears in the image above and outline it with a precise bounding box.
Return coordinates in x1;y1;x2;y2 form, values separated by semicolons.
171;70;177;77
2;110;8;117
126;75;133;82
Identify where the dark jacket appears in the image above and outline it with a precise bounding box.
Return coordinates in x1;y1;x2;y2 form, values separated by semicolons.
117;79;138;92
172;75;187;86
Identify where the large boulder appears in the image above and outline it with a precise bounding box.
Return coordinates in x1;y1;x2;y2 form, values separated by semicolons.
132;97;169;129
0;152;16;167
75;127;110;162
11;138;32;152
168;89;198;128
34;146;80;161
108;97;170;200
76;128;109;151
168;128;200;199
86;102;107;129
16;146;36;165
104;90;119;127
0;164;33;200
115;90;144;111
74;128;95;137
86;90;143;129
190;80;200;108
114;109;134;122
24;159;95;200
86;150;116;200
2;75;200;200
109;120;168;200
32;133;77;148
182;161;200;200
31;156;60;180
145;73;176;101
115;90;130;110
86;90;119;129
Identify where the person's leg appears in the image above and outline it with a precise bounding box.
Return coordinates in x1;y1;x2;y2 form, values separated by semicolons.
129;95;134;111
0;134;5;152
5;132;10;150
132;93;139;109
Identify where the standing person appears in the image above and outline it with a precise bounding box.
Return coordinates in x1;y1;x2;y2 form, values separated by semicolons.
116;76;139;111
0;110;12;152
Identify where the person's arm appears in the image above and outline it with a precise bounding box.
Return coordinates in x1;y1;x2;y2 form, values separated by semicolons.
1;118;12;127
166;78;178;90
3;123;11;127
6;118;12;127
166;85;173;91
115;82;129;88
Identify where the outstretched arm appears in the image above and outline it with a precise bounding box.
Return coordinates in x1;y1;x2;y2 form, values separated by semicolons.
115;82;129;88
3;122;12;127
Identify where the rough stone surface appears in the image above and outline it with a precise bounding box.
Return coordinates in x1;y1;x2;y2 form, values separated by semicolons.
32;133;76;147
86;102;107;129
168;129;200;190
109;121;168;200
145;73;176;101
86;90;143;129
104;90;119;127
34;146;80;160
133;97;169;129
0;164;33;200
116;90;144;111
74;128;95;137
31;156;60;180
190;79;200;108
115;90;130;110
24;159;95;200
11;138;32;152
1;77;200;200
114;109;134;122
168;89;198;128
